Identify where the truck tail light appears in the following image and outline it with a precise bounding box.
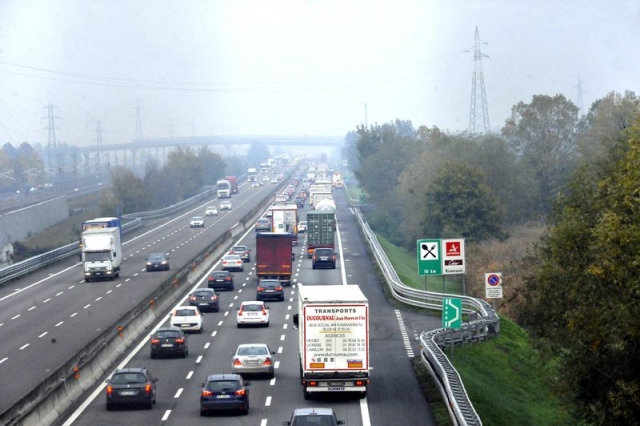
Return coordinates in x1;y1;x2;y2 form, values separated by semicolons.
355;380;368;386
307;381;318;387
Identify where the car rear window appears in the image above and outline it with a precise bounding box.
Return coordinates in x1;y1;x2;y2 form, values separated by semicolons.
156;330;180;338
238;347;268;356
194;291;211;296
207;380;240;392
291;415;335;426
111;373;146;384
175;309;195;316
243;304;261;311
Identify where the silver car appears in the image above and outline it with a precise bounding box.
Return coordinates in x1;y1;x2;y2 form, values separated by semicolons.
231;343;275;378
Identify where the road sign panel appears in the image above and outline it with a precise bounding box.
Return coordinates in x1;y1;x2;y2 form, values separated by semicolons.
485;272;503;299
442;238;465;275
417;239;442;276
442;297;462;329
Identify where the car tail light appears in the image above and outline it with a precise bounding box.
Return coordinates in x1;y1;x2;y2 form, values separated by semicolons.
225;277;231;282
211;295;217;301
307;381;319;387
233;358;242;366
202;390;212;397
145;384;152;394
189;296;196;301
262;308;268;316
238;308;244;315
263;357;272;365
276;286;283;291
106;385;113;395
355;380;368;386
151;338;160;344
234;388;246;396
175;338;185;343
257;287;264;291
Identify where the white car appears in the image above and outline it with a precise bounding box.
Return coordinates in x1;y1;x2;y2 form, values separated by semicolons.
236;301;270;327
262;176;270;183
298;221;307;233
221;254;244;272
231;343;275;378
220;200;232;210
170;306;204;333
205;206;218;216
251;182;260;188
190;216;205;228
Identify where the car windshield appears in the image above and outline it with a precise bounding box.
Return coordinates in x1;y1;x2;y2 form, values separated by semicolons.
175;309;195;316
192;217;202;220
207;380;240;392
111;373;147;384
149;254;165;260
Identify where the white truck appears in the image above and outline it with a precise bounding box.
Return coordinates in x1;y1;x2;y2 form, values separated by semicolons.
216;179;231;198
247;167;258;182
293;284;369;399
81;227;122;281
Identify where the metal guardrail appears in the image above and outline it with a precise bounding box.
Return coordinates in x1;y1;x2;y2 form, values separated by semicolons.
353;206;499;426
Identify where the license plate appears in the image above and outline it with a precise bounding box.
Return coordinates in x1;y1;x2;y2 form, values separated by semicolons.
328;387;345;391
199;303;209;306
216;395;231;398
329;382;345;386
120;390;136;395
265;290;274;292
248;313;257;316
161;344;173;347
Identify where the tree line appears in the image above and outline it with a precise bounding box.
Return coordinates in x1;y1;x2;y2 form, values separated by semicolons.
345;90;640;424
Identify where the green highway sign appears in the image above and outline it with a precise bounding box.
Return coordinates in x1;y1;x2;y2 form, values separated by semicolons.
417;239;442;276
442;297;462;329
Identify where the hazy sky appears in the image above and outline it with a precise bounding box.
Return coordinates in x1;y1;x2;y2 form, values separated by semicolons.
0;0;638;147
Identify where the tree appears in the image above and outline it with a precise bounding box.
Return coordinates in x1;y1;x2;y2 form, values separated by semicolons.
519;116;640;424
246;140;270;168
102;166;153;214
502;94;579;216
576;90;640;162
422;162;507;242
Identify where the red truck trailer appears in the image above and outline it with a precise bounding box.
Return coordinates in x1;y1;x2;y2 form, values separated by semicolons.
255;232;294;286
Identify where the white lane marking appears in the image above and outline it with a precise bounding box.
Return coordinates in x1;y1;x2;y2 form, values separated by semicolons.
174;388;183;398
55;321;64;327
196;355;203;363
70;312;78;317
265;396;272;406
11;315;20;320
204;342;210;349
260;420;268;426
43;298;51;303
0;357;7;364
274;361;280;369
280;334;285;341
28;306;36;311
161;410;171;421
19;343;29;350
56;292;64;296
95;297;102;302
277;347;283;354
211;330;217;337
38;332;48;338
186;371;194;380
83;304;91;309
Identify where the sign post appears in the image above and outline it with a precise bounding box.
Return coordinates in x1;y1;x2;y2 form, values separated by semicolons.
442;239;465;275
417;239;442;276
485;273;503;310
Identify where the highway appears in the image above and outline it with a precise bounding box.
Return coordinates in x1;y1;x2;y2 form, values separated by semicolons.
1;177;439;426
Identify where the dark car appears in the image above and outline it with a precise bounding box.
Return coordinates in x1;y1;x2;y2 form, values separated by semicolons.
295;196;305;207
200;373;250;416
255;217;271;232
229;244;251;262
311;248;337;269
146;253;170;271
256;279;285;302
208;270;235;291
283;407;345;426
189;288;220;312
105;367;157;411
150;326;189;358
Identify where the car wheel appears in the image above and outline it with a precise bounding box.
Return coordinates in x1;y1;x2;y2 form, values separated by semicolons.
332;264;336;269
146;398;153;410
279;296;284;302
200;410;206;416
241;401;249;415
150;351;156;359
182;349;187;358
303;389;312;400
237;323;242;328
146;268;150;272
199;326;203;334
106;403;113;411
264;321;269;328
312;264;316;269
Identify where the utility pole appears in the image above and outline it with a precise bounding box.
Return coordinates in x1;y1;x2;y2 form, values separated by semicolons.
43;103;61;188
575;76;587;116
468;26;490;134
